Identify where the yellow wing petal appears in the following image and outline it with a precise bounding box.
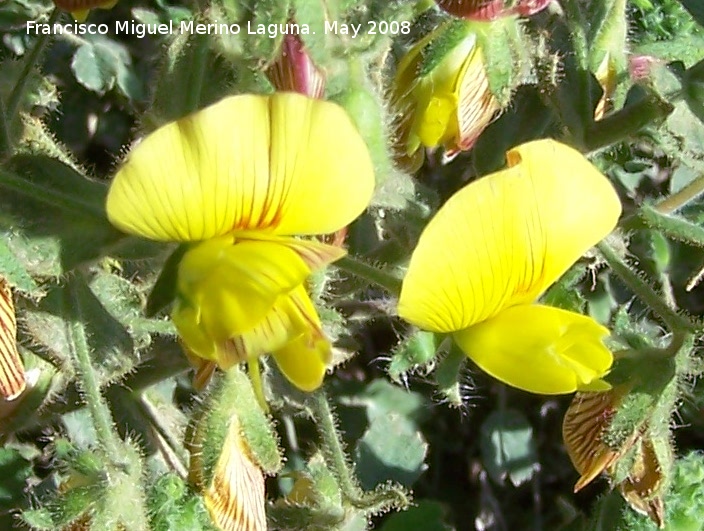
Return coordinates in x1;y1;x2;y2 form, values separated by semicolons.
398;139;621;333
106;93;374;241
453;304;613;394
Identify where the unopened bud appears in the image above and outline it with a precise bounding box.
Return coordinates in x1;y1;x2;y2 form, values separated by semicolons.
267;33;325;99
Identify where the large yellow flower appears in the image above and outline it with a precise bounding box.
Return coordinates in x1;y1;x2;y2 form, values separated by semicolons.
397;139;622;394
393;22;499;166
107;93;375;392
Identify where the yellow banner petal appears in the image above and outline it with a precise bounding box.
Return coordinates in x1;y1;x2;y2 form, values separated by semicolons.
398;139;622;333
453;304;613;394
107;93;374;241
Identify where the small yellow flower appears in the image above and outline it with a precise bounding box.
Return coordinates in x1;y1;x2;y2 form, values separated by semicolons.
52;0;118;21
106;93;374;392
398;139;622;394
393;22;499;165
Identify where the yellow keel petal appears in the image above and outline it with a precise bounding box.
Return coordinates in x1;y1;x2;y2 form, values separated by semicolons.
453;304;613;394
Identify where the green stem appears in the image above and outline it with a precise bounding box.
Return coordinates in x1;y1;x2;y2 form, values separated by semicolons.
597;241;699;332
7;9;60;119
184;33;209;113
66;279;123;460
335;255;402;296
584;94;674;151
561;0;588;71
309;390;363;502
655;174;704;214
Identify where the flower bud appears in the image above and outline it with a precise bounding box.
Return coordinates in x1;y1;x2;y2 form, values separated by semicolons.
267;33;325;99
393;21;500;163
435;0;551;20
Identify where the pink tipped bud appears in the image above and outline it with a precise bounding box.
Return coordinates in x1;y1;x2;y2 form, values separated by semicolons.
267;34;325;99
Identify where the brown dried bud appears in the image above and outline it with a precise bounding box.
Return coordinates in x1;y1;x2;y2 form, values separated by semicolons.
0;279;24;401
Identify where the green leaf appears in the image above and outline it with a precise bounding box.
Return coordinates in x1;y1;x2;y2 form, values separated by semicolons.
71;36;145;100
0;447;33;509
0;156;122;276
0;238;40;295
355;413;428;490
479;409;538;487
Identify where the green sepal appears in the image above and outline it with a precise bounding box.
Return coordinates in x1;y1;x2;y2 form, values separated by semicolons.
187;366;282;490
433;341;466;408
470;17;532;106
388;331;440;383
146;244;188;317
148;473;218;531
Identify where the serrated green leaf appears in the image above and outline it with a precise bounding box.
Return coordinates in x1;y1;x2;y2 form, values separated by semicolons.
479;409;538;487
0;238;39;295
355;413;427;490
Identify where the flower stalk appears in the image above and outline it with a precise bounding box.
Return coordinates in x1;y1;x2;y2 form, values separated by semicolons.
596;241;699;333
66;279;123;462
334;255;402;296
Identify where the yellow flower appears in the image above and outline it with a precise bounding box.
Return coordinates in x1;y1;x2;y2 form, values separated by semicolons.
393;23;499;165
106;93;374;392
397;139;621;394
52;0;118;21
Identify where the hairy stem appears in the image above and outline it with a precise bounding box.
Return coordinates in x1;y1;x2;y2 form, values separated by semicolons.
335;255;402;296
309;390;362;501
656;174;704;214
66;279;123;460
597;241;698;332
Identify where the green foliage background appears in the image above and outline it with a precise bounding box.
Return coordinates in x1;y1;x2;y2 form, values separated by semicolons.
2;0;704;530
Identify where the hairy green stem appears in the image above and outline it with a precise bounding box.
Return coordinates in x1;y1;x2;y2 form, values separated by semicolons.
309;390;362;502
656;174;704;214
7;9;60;119
66;280;123;460
597;241;698;332
335;255;402;296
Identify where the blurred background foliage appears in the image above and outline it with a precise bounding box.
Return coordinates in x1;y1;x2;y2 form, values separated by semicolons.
2;0;704;530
